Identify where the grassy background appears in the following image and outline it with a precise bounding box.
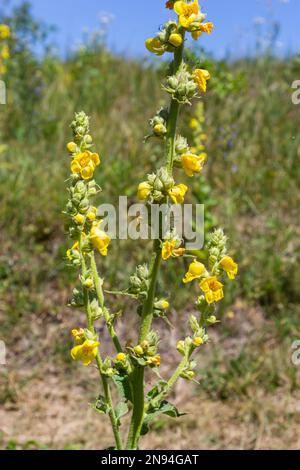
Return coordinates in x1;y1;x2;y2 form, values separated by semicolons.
0;2;300;450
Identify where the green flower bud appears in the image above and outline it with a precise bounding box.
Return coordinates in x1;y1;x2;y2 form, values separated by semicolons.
78;198;90;214
177;340;185;355
175;135;190;155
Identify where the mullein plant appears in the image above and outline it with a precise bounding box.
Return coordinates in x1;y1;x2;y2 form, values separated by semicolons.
0;24;10;76
64;1;238;450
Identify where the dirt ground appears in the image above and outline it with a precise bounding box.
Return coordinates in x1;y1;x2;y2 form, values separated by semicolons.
1;291;300;450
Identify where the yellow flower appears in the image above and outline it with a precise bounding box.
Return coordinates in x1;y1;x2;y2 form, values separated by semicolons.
66;241;80;260
0;44;10;60
71;151;100;180
183;260;206;283
115;352;127;363
226;311;235;320
181;152;207;177
74;213;85;225
0;25;11;40
162;239;185;260
155;299;170;310
71;339;100;366
72;328;85;345
191;22;214;40
138;181;152;201
168;184;188;204
86;206;97;222
161;300;169;310
145;37;165;56
174;1;199;29
134;345;144;356
147;355;161;367
189;118;199;130
193;69;211;93
193;337;204;347
153;123;166;136
67;142;77;154
199;276;224;304
220;256;238;280
169;33;183;48
90;221;111;256
0;63;7;75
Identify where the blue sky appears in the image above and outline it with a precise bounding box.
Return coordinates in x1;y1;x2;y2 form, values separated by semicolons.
7;0;300;58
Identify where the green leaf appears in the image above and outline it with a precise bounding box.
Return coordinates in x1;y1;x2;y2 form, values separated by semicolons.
147;380;168;400
115;401;129;421
141;400;186;436
158;400;186;418
113;374;133;403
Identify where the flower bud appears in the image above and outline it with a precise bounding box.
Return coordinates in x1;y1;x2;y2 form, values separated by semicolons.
83;277;94;289
67;142;77;154
84;135;93;145
193;337;204;347
134;345;144;356
115;353;126;363
153;123;167;137
78;198;90;214
154;299;170;311
86;207;97;222
177;340;185;355
74;213;85;225
169;33;183;47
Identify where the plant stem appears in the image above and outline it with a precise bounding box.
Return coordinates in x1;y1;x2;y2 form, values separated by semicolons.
95;355;124;450
151;356;189;407
90;253;123;353
81;248;123;449
127;42;185;450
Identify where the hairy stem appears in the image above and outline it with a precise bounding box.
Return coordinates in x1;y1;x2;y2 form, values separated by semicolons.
81;249;123;449
127;41;185;450
95;355;124;451
90;253;123;353
151;356;189;407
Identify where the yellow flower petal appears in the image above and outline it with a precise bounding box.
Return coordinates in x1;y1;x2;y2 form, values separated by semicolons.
193;69;211;93
90;222;111;256
168;184;188;204
183;260;206;283
220;256;238;280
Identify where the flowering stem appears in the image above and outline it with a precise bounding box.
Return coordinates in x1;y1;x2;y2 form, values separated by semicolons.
127;42;185;450
90;253;123;353
151;356;189;407
81;249;123;450
95;355;124;451
167;31;185;173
